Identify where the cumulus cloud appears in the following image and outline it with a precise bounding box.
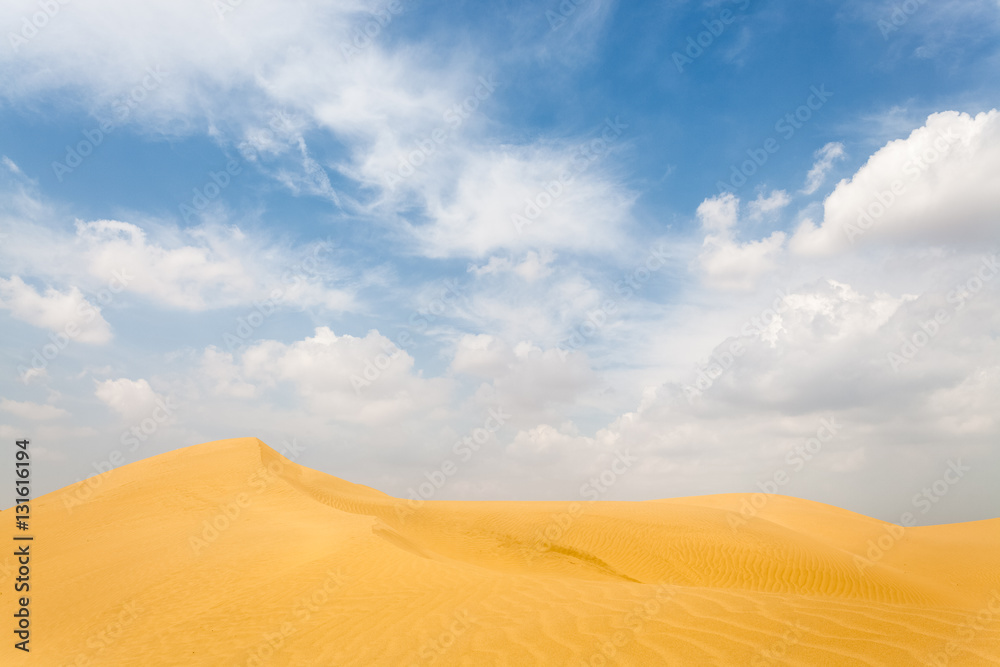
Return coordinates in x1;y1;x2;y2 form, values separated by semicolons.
746;189;791;220
697;192;739;233
791;110;1000;255
2;0;997;526
450;334;598;424
487;270;999;516
678;268;994;422
200;348;258;400
0;275;112;343
239;327;452;425
76;220;255;310
680;279;910;412
450;334;512;378
696;193;786;291
505;423;595;465
95;377;162;422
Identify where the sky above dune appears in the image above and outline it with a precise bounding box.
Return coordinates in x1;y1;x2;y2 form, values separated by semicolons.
0;0;998;523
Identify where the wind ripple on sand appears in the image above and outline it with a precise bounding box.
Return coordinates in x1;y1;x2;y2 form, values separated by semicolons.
3;437;998;666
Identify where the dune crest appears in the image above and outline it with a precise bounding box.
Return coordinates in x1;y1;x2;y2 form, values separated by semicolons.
3;437;998;665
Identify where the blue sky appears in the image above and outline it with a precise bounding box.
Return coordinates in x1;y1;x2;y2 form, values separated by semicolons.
1;0;999;523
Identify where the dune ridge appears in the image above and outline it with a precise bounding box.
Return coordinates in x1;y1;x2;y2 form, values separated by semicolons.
2;437;998;665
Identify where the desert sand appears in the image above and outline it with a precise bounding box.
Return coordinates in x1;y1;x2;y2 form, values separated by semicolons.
2;437;998;665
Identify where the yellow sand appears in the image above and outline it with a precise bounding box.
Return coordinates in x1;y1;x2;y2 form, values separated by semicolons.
2;437;998;665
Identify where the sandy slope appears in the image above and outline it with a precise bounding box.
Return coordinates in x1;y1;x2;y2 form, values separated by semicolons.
2;437;998;666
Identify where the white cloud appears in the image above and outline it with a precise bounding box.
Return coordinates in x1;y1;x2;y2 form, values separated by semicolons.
2;0;997;526
0;211;357;313
4;252;996;523
0;275;112;343
699;233;787;291
450;334;598;425
681;279;910;410
450;334;512;378
200;348;258;399
408;145;635;258
697;192;739;233
696;193;786;291
239;327;452;425
746;189;791;220
1;155;21;174
469;250;556;282
0;0;370;123
94;377;161;422
0;0;636;260
792;110;1000;255
76;220;255;310
467;268;603;344
505;423;594;464
0;397;69;420
18;368;47;385
481;272;998;515
801;142;845;195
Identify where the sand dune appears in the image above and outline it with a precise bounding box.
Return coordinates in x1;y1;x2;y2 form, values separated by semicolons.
3;437;998;665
